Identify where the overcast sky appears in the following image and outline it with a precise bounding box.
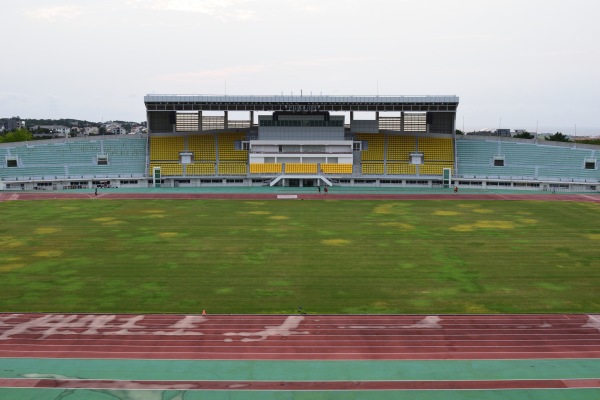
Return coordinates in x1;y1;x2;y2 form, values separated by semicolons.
1;0;599;134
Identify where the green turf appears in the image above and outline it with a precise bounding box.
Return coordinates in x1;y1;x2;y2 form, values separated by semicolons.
1;199;599;314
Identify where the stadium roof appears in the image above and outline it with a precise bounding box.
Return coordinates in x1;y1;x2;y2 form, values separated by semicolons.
144;95;459;112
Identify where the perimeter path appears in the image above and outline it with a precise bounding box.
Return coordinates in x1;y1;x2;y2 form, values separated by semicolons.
1;314;600;399
2;191;600;202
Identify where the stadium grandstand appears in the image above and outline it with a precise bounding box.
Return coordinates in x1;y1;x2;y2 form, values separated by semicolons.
144;94;458;188
0;94;599;192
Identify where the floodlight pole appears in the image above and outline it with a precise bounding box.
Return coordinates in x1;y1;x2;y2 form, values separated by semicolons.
498;118;501;140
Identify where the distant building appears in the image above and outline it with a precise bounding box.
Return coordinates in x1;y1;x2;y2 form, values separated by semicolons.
129;124;145;134
1;117;26;131
467;129;511;137
32;125;71;138
83;127;99;136
105;123;127;135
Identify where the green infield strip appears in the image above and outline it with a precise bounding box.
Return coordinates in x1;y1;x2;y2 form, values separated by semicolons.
1;388;599;400
1;358;600;381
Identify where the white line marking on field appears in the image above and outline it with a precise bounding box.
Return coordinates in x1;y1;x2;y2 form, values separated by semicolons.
340;315;442;330
582;315;600;333
223;315;308;342
0;314;206;340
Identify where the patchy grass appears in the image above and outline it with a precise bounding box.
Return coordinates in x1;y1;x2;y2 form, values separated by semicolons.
0;199;599;314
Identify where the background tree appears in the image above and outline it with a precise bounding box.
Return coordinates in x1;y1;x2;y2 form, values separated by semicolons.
0;128;33;143
576;138;600;145
513;131;534;139
546;132;571;142
455;129;465;135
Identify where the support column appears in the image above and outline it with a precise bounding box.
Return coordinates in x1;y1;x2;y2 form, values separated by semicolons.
250;111;254;128
198;111;203;132
451;110;457;177
224;111;229;130
400;112;405;133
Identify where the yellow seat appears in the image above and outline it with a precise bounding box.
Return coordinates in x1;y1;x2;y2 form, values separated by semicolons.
150;137;184;161
361;162;384;174
186;163;215;175
218;133;248;161
418;137;454;162
189;135;216;162
356;133;385;161
285;163;317;174
387;136;416;161
149;162;183;176
218;162;247;175
419;163;453;175
250;163;282;174
387;163;416;175
321;164;353;174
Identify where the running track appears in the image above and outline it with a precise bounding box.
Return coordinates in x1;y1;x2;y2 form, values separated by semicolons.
2;314;600;361
1;313;600;398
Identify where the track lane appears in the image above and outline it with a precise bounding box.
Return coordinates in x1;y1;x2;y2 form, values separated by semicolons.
2;314;600;360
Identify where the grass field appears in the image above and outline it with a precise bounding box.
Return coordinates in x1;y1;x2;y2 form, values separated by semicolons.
0;199;599;314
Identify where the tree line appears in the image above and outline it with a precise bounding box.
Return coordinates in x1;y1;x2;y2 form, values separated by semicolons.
0;128;33;143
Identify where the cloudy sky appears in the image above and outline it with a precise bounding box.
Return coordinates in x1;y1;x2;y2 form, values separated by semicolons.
1;0;599;134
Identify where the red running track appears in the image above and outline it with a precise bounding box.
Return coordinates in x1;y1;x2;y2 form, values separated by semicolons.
1;313;600;360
